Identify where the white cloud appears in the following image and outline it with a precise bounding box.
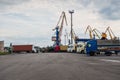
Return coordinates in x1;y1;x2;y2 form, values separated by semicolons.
0;0;120;47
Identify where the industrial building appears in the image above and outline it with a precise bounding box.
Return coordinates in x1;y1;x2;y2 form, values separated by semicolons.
0;41;4;52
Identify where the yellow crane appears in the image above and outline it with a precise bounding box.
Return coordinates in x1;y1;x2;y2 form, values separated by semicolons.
92;28;101;39
104;26;117;40
52;11;68;52
57;11;68;39
85;25;93;39
72;29;78;43
52;11;68;45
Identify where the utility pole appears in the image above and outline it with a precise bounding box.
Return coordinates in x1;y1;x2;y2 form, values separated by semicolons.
10;43;13;53
69;10;74;44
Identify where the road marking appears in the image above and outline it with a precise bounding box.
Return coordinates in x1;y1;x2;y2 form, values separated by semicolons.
100;59;120;63
88;63;98;65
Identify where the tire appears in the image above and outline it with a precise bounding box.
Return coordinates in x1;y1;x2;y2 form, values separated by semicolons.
81;50;84;54
72;50;76;53
89;51;95;56
115;51;118;55
96;51;100;55
105;52;112;56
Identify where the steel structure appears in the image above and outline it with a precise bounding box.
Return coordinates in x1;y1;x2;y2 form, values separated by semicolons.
105;26;117;40
92;28;101;39
52;11;68;49
85;25;93;39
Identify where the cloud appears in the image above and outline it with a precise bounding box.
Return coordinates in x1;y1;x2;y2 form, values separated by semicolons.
0;0;30;6
0;0;120;20
0;0;31;12
72;0;120;20
0;0;120;47
93;0;120;20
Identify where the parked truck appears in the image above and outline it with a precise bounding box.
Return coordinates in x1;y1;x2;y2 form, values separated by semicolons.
84;39;120;56
76;39;92;54
12;45;36;53
76;42;86;54
67;39;91;53
67;44;76;52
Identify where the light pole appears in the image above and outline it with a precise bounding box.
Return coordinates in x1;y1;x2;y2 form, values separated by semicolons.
69;10;74;44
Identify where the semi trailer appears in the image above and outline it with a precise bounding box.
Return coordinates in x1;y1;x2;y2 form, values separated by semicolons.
84;39;120;56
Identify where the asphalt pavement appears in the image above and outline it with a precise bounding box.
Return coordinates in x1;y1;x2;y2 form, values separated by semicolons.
0;53;120;80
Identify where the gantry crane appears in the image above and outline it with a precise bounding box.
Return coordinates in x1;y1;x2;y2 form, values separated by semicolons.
52;11;68;50
85;25;93;39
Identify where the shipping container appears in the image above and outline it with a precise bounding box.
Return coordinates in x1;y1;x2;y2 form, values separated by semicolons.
12;45;34;53
60;45;68;52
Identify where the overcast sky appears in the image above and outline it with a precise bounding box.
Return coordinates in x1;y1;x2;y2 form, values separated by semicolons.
0;0;120;47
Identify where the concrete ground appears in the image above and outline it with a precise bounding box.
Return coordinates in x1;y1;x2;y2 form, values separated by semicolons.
0;53;120;80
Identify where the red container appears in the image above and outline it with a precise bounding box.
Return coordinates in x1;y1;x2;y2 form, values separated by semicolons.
12;45;33;53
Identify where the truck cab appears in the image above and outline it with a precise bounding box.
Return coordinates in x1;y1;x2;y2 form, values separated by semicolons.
76;42;86;54
67;44;76;52
85;40;97;56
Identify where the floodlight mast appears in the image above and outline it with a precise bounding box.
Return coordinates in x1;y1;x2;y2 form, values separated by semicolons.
69;10;74;44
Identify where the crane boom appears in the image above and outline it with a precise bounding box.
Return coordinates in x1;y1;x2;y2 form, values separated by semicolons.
52;11;68;46
59;12;68;39
92;28;101;39
105;26;116;40
72;29;76;42
85;25;93;39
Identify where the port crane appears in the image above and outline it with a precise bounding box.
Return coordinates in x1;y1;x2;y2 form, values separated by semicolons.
104;26;117;40
85;25;93;39
92;28;101;39
52;11;68;51
71;29;78;43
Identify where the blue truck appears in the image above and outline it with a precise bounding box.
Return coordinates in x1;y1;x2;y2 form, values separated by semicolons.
85;39;120;56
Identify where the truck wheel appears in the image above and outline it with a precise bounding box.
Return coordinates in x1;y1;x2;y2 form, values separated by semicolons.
81;50;84;54
115;51;118;55
72;50;76;53
89;51;95;56
105;52;112;56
